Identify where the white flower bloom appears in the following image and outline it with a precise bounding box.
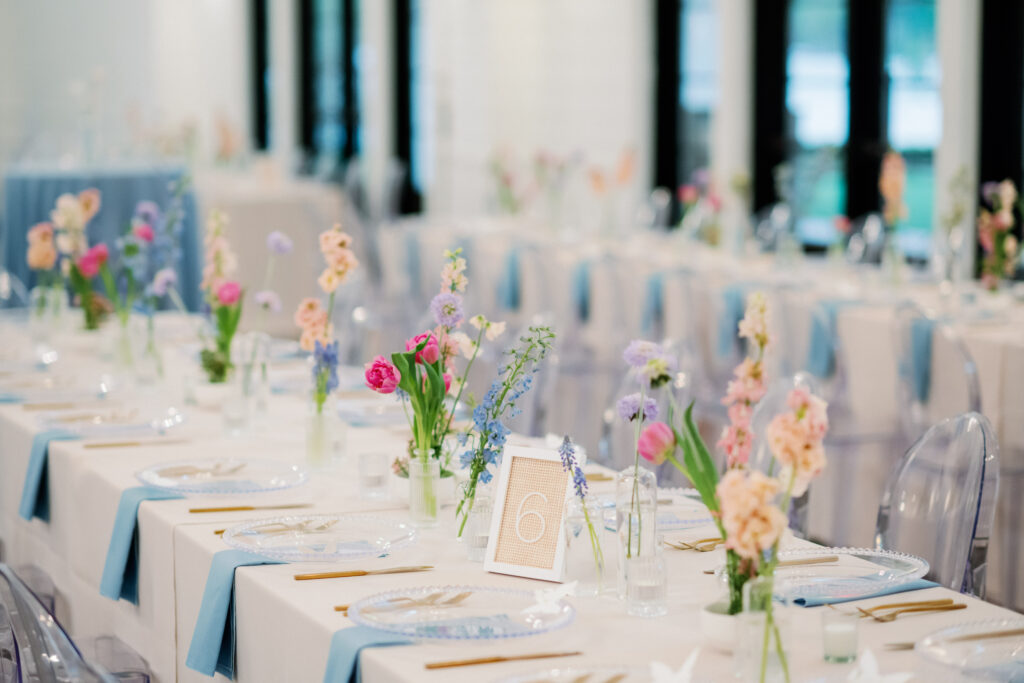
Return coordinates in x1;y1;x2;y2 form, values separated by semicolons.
485;320;506;341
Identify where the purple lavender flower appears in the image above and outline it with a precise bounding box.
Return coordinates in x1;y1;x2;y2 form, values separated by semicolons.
254;289;282;313
559;436;587;500
151;267;177;297
982;182;1000;206
134;200;161;225
617;393;658;422
430;292;465;328
622;339;664;368
266;230;293;255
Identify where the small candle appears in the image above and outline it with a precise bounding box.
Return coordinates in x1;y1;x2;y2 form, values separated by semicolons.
822;613;858;663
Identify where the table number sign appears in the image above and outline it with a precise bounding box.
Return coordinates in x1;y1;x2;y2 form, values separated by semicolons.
484;446;571;582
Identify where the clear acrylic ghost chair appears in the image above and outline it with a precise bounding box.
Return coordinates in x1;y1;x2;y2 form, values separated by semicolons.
596;340;697;487
0;270;28;310
0;564;116;682
989;408;1024;612
874;412;999;597
894;302;981;451
749;373;821;539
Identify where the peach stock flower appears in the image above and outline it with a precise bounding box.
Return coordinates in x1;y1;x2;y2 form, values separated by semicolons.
879;151;908;226
765;387;829;496
719;293;770;467
717;469;787;563
26;222;58;271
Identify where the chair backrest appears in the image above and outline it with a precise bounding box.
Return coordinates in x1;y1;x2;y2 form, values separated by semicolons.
0;564;116;681
893;302;981;447
0;270;29;310
874;412;999;597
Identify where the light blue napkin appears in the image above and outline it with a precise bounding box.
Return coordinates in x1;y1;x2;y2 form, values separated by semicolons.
716;285;747;359
0;393;24;403
641;271;665;334
403;231;422;299
910;317;934;403
805;299;860;378
186;550;284;678
497;246;522;311
790;578;938;608
572;259;591;323
18;429;79;522
100;486;185;604
322;626;412;683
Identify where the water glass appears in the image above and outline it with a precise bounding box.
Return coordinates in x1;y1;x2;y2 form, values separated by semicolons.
625;545;668;617
821;610;858;663
358;452;391;499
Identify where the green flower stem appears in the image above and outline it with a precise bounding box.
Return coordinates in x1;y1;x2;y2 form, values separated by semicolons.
627;384;646;558
582;501;604;585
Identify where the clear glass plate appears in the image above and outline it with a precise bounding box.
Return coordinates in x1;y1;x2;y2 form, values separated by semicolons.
348;585;575;641
221;514;415;562
38;406;185;437
915;618;1024;677
498;666;649;683
136;458;307;495
773;547;929;602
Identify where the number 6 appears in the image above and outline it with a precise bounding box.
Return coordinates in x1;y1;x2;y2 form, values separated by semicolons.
515;492;548;544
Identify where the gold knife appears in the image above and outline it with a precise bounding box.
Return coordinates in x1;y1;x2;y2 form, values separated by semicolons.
189;503;312;513
294;565;433;581
84;438;190;449
425;651;582;670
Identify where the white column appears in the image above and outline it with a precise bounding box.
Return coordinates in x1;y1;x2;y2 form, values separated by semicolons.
934;0;981;277
710;0;754;248
269;0;299;173
359;0;394;220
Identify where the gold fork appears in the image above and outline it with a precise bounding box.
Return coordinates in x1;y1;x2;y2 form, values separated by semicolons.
666;537;724;552
827;599;952;616
858;603;966;623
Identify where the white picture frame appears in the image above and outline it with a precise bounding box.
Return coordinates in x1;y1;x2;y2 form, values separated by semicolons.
483;445;572;582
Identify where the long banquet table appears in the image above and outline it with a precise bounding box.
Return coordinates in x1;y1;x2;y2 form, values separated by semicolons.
0;313;1021;682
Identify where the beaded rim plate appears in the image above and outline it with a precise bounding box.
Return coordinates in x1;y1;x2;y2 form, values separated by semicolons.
347;584;575;641
221;514;416;562
39;406;185;437
772;547;929;602
136;458;308;495
915;618;1024;673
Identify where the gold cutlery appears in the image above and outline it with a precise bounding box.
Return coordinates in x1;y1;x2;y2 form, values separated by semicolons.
84;438;190;449
156;462;246;478
55;409;138;424
885;627;1024;651
858;603;966;623
338;591;472;615
827;599;952;616
424;651;582;670
189;503;312;514
702;554;839;575
23;401;106;411
666;537;724;552
294;565;433;581
585;473;613;482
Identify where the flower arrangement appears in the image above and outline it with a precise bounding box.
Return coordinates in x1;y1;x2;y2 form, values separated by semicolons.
977;179;1021;290
47;189;105;328
199;210;243;383
295;224;358;412
559;435;603;579
879;151;908;229
677;169;723;245
454;323;554;535
26;221;62;320
717;292;770;467
615;339;675;558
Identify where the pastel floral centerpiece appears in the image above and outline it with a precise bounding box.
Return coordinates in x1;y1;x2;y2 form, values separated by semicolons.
977;179;1021;290
559;435;604;589
48;189;106;329
199;210;243;383
615;339;675;559
717;291;770;467
295;224;358;413
25;221;63;323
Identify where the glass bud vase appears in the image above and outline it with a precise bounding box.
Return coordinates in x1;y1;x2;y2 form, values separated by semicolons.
305;397;343;469
409;455;440;528
615;464;658;596
736;574;791;683
463;490;493;562
237;332;271;415
112;319;135;373
135;315;164;387
563;498;610;597
28;286;62;358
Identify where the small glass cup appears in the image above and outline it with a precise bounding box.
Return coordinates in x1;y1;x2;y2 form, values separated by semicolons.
464;495;493;562
358;452;391;499
821;609;859;663
625;544;668;617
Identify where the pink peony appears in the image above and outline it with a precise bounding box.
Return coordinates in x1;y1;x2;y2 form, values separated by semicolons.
405;331;440;365
133;223;155;243
76;243;109;278
365;356;401;394
637;421;676;466
216;281;241;306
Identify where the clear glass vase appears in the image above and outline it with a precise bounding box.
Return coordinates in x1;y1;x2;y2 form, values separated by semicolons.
237;332;271;415
735;574;791;683
564;498;611;597
463;491;493;562
112;319;135;372
305;398;343;468
134;315;164;387
409;456;440;528
615;463;658;596
222;371;252;437
28;285;65;360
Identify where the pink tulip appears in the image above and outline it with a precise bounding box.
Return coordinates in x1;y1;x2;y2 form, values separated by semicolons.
216;281;241;306
638;421;675;466
365;356;401;394
405;331;440;365
133;223;155;243
76;243;109;278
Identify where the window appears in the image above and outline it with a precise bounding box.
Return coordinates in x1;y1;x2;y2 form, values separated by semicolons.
785;0;849;245
678;0;718;185
886;0;939;257
251;0;270;151
393;0;423;213
298;0;359;170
